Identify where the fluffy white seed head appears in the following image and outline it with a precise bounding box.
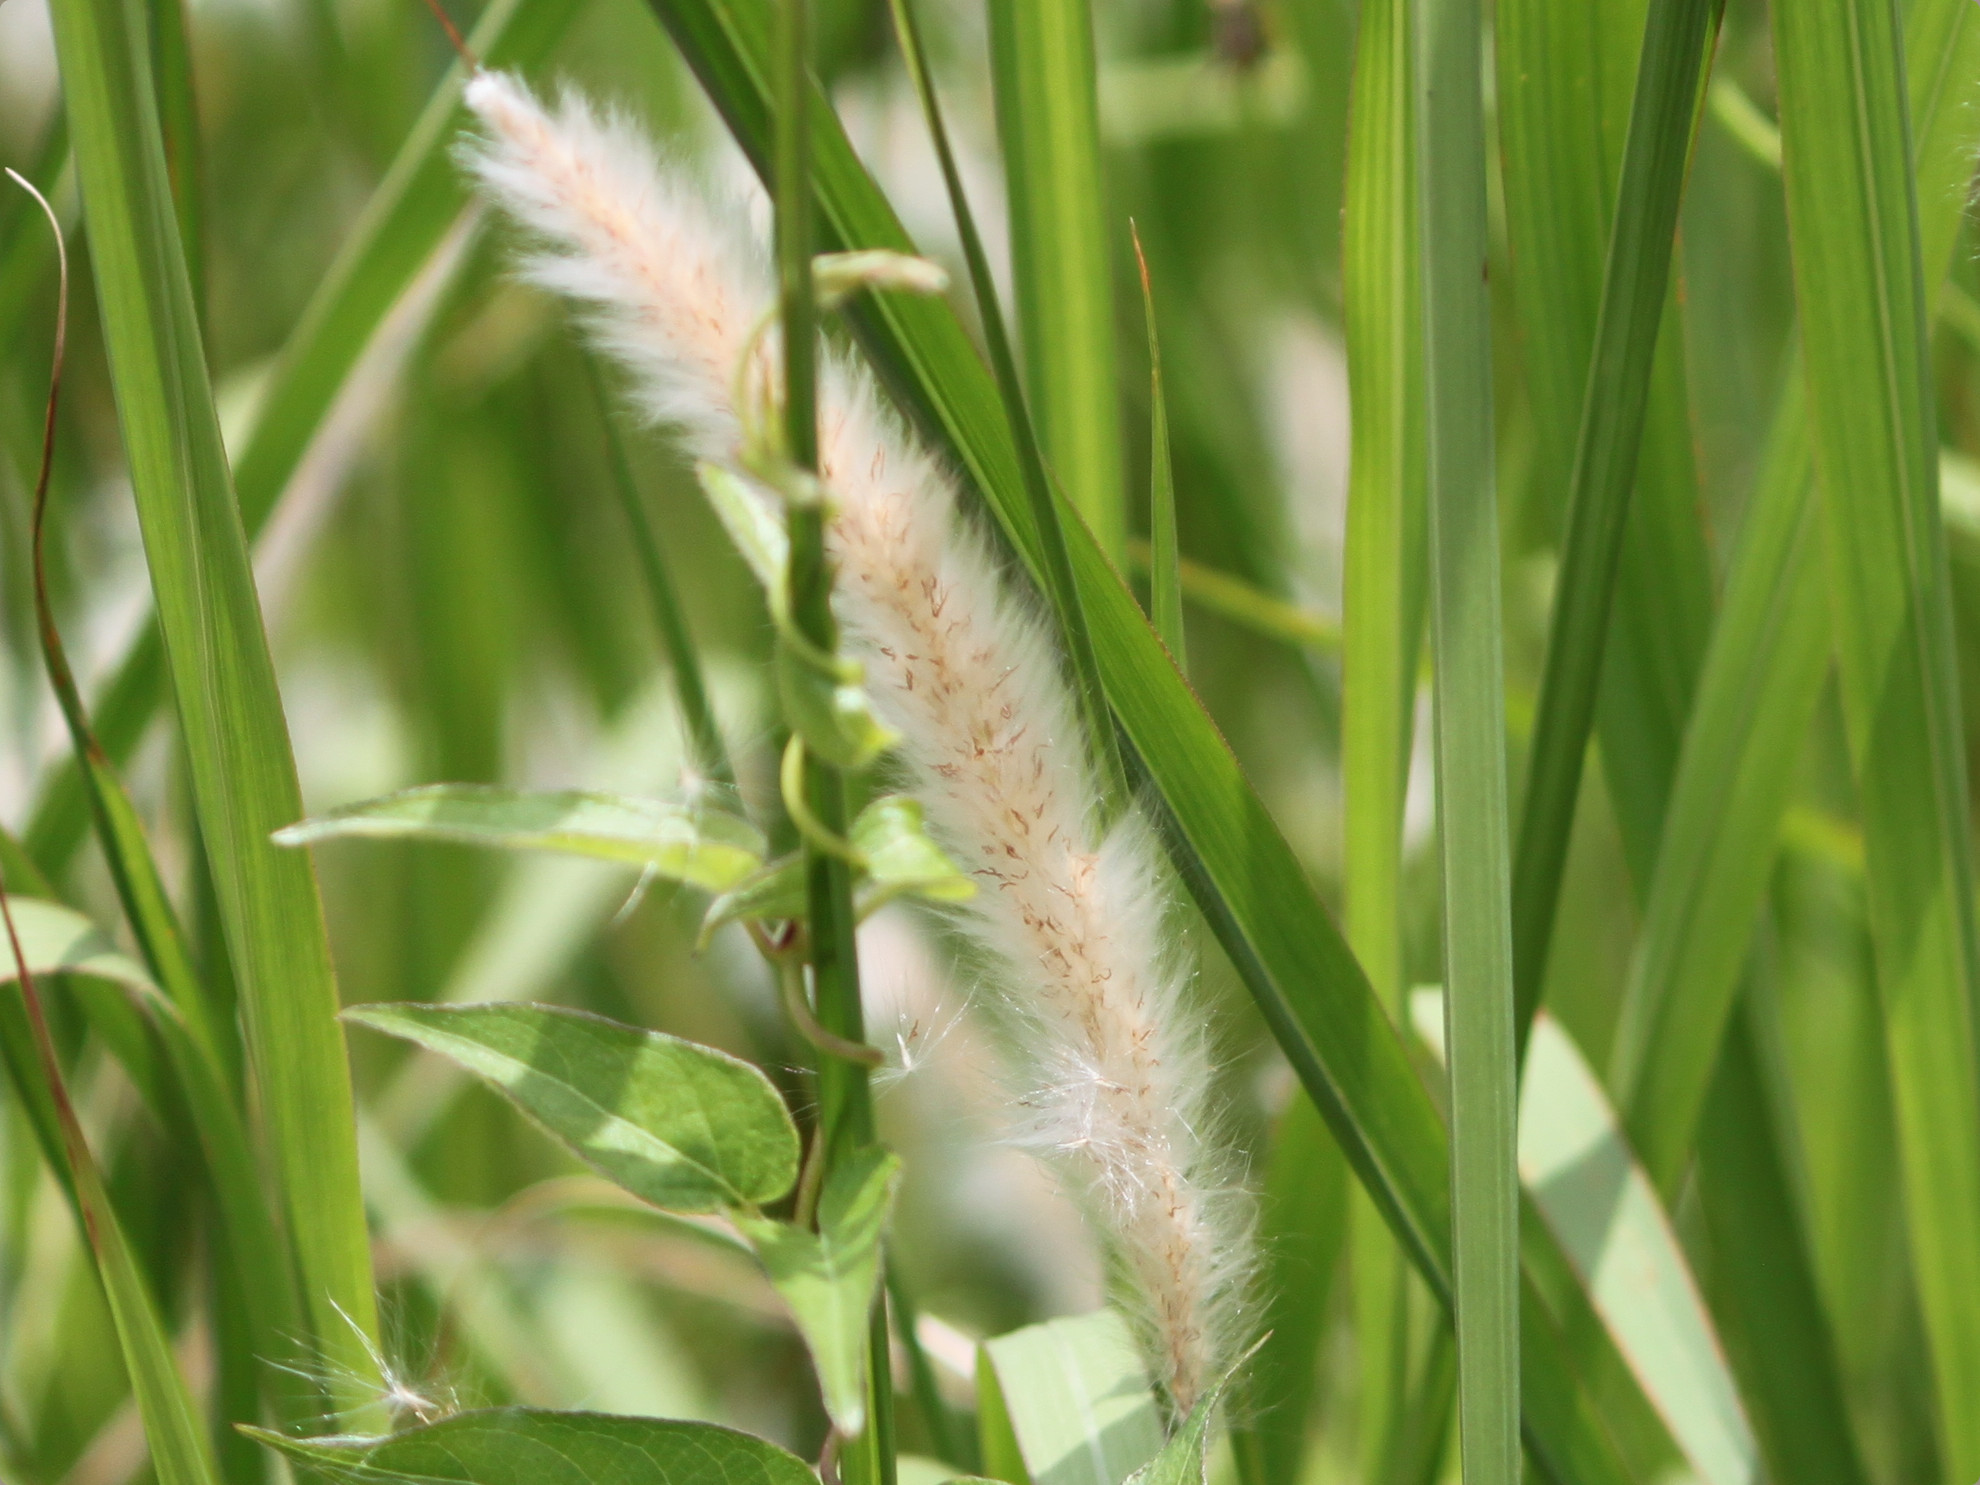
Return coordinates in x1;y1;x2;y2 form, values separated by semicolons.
460;70;1251;1411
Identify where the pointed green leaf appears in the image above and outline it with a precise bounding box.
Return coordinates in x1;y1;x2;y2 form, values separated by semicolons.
244;1409;817;1485
736;1148;902;1435
277;785;766;893
344;1003;800;1211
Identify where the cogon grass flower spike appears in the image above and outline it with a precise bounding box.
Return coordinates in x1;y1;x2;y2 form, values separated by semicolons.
458;70;1252;1412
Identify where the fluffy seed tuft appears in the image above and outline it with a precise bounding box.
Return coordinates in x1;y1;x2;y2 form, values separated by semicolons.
460;70;1252;1411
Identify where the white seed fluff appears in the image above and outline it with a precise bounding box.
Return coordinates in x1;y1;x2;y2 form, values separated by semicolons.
459;70;1249;1411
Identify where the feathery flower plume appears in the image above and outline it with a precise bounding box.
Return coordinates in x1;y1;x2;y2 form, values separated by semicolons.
459;70;1249;1411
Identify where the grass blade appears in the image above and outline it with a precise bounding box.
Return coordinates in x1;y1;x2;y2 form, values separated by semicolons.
1505;0;1721;1040
1774;0;1980;1471
1338;0;1426;1468
986;0;1125;561
1415;0;1520;1478
48;0;384;1415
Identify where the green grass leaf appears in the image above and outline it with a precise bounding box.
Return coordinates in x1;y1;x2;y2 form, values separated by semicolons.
735;1148;901;1435
1519;1014;1757;1485
48;0;384;1411
276;785;767;892
1774;0;1980;1469
977;1310;1163;1485
1131;227;1182;670
245;1409;818;1485
986;0;1125;562
1415;0;1519;1478
344;1002;801;1212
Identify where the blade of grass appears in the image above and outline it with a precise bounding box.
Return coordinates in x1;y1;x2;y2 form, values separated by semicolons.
880;0;1127;817
1338;0;1427;1471
1505;0;1721;1042
1414;0;1520;1478
0;886;222;1485
1774;0;1980;1468
637;3;1633;1474
47;0;385;1418
986;0;1125;563
1125;542;1340;652
144;0;202;319
1130;225;1183;670
23;0;584;876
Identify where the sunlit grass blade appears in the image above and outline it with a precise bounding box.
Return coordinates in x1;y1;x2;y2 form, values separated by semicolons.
1415;0;1519;1477
1774;0;1980;1467
637;1;1633;1472
47;0;384;1416
23;0;584;875
977;1311;1161;1485
986;0;1125;562
1505;0;1720;1039
0;891;222;1485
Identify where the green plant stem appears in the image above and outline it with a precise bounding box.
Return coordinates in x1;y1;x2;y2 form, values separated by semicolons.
1415;0;1519;1480
774;1;889;1478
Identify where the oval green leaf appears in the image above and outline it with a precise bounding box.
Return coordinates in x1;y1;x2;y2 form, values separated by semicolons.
244;1408;817;1485
343;1002;799;1211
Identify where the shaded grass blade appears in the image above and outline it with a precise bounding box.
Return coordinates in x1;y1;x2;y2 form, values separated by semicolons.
1415;0;1520;1478
1774;0;1980;1467
986;0;1125;561
48;0;383;1413
1505;0;1721;1041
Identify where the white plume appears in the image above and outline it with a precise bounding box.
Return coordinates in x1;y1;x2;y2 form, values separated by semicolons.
460;69;1250;1411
